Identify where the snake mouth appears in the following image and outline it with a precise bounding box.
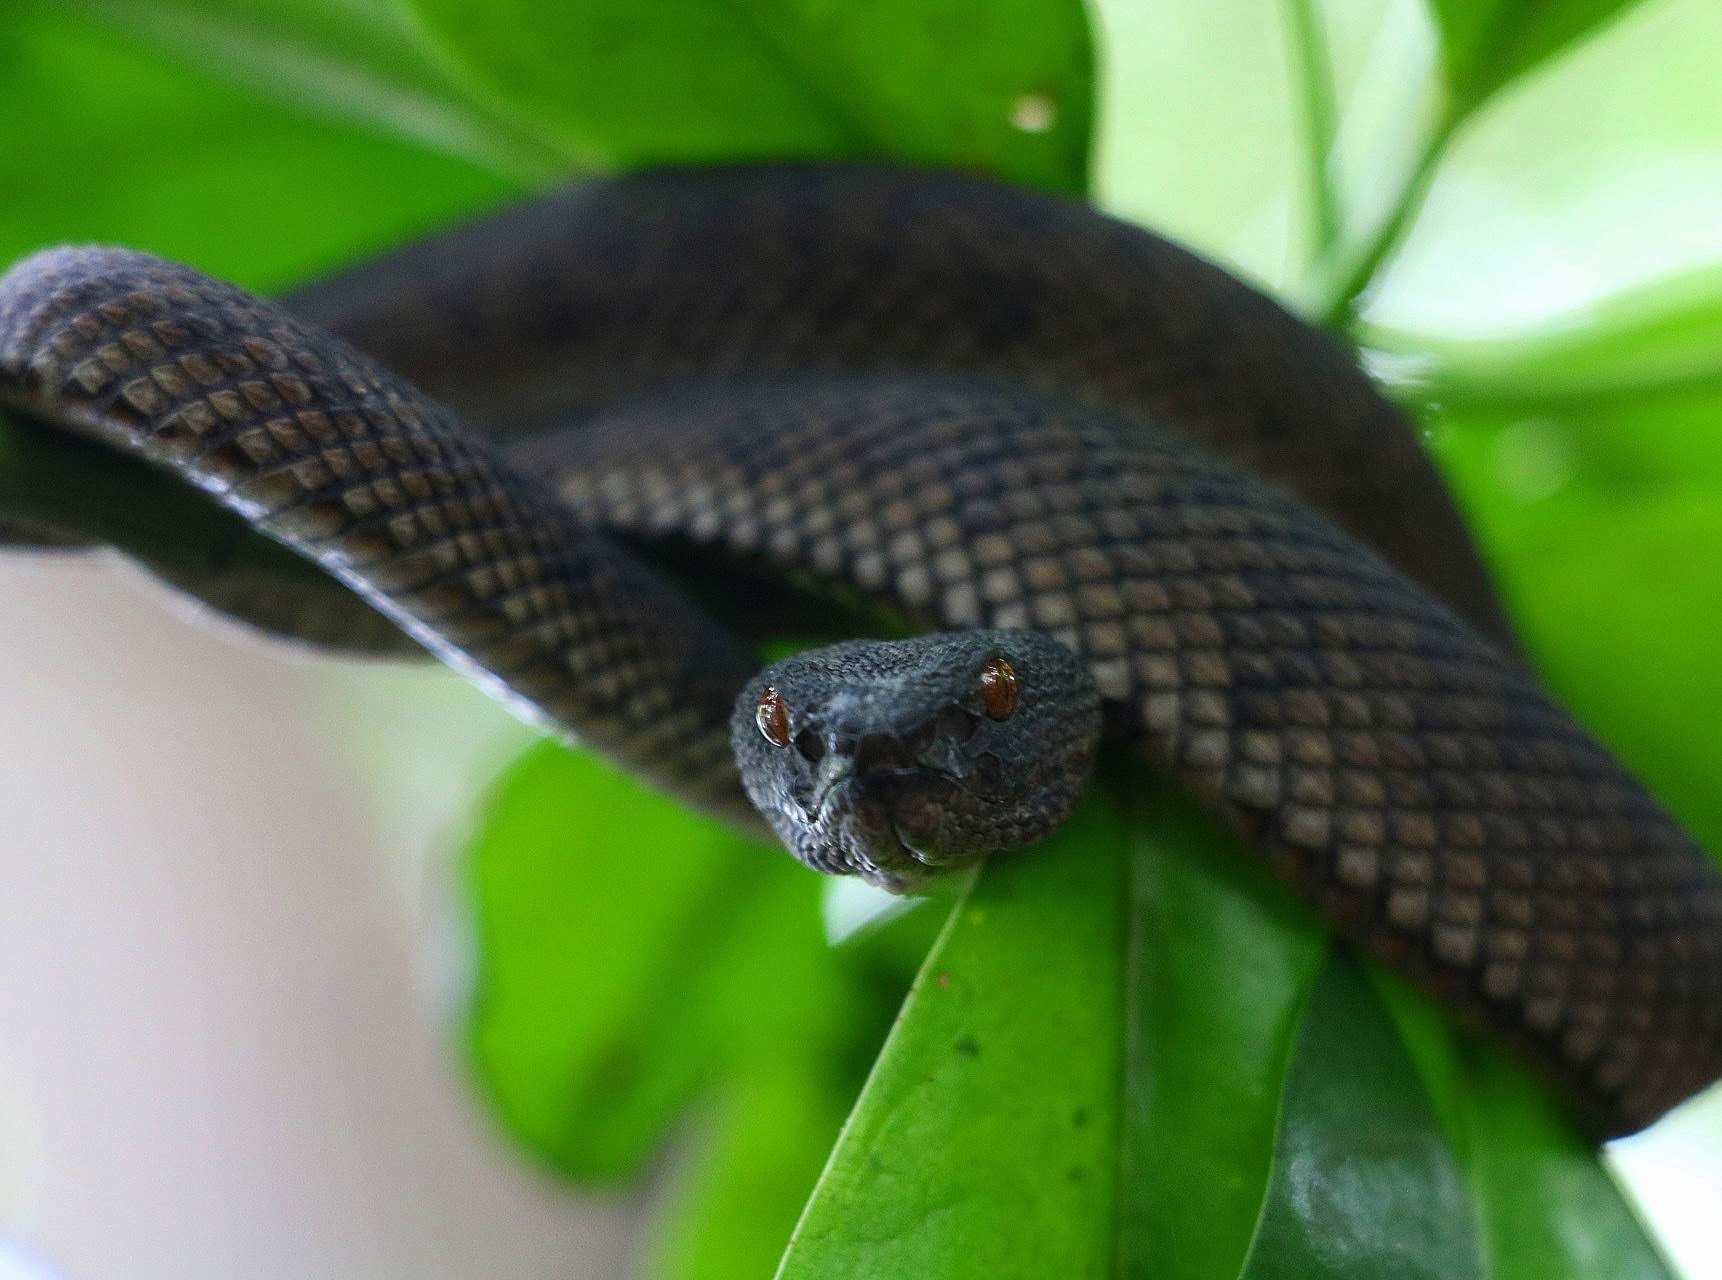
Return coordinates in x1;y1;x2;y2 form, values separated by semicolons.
806;769;853;821
890;821;957;871
803;767;967;889
845;821;947;893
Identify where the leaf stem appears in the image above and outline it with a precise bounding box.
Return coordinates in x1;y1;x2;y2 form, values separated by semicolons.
1318;107;1460;332
1282;0;1342;259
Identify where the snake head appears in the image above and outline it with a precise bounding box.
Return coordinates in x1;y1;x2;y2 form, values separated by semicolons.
730;629;1102;892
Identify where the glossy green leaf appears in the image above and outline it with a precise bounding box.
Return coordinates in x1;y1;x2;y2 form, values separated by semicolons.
1118;775;1328;1279
1120;772;1666;1280
1425;0;1652;113
1238;954;1483;1280
777;763;1664;1280
1370;972;1675;1278
407;0;1094;192
777;791;1126;1278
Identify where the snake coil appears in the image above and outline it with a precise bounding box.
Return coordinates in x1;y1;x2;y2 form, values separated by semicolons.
2;164;1718;1136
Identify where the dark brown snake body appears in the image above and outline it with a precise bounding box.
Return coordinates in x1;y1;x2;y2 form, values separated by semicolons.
1;164;1717;1136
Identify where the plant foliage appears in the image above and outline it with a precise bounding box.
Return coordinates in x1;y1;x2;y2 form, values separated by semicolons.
2;0;1719;1275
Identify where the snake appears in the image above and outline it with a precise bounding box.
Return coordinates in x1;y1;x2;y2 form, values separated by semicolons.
1;163;1718;1139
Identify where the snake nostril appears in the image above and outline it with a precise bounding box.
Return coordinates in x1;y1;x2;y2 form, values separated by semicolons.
854;733;908;775
795;728;826;763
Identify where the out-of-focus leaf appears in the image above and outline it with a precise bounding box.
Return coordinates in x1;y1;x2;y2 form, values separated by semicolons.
1237;954;1483;1280
55;0;560;181
0;4;520;288
1478;473;1722;855
0;2;531;593
1425;0;1652;114
464;740;927;1273
1117;775;1327;1279
463;741;754;1178
1467;1052;1676;1278
642;1063;853;1280
1367;261;1722;408
407;0;1094;192
776;791;1125;1278
463;741;858;1180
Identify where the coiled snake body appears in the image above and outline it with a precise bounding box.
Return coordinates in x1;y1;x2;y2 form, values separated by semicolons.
1;164;1717;1136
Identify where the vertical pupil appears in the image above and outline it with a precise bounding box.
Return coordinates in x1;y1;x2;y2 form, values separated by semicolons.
756;686;791;747
980;657;1019;719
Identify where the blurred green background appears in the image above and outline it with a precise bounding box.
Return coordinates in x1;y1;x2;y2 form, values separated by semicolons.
0;0;1719;1276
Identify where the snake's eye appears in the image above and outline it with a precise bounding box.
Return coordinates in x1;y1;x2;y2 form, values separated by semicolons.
979;656;1019;720
756;685;792;748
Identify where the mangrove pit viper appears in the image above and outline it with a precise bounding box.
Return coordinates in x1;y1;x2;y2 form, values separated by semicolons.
1;164;1718;1138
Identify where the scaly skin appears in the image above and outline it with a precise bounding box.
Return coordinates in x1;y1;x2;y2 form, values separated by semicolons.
1;165;1717;1135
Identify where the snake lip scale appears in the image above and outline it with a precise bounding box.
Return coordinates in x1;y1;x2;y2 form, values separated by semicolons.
2;162;1720;1139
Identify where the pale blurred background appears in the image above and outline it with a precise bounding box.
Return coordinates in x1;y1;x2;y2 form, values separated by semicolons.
0;553;634;1277
2;0;1721;1275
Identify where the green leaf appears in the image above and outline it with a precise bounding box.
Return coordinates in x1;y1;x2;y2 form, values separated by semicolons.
1424;0;1653;114
1369;974;1674;1278
1118;776;1328;1279
1467;1054;1675;1277
1238;954;1484;1280
1119;774;1666;1280
1281;0;1341;258
777;790;1126;1278
778;767;1663;1280
0;2;530;574
407;0;1094;192
464;742;750;1179
642;1063;854;1280
462;740;931;1275
463;741;851;1179
51;0;561;182
0;3;522;287
1366;260;1722;409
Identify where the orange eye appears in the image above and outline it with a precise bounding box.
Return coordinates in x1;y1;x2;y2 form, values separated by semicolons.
979;657;1019;720
756;685;792;747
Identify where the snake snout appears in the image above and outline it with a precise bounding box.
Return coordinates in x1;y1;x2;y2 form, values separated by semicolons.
852;731;915;775
804;730;926;815
816;707;979;802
